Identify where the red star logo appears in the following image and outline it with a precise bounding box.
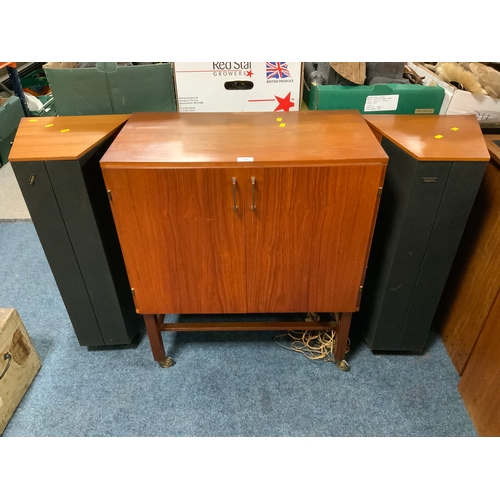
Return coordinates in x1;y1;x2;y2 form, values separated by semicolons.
246;69;253;77
274;92;294;112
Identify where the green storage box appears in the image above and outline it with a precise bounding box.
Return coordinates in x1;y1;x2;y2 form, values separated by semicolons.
0;96;24;166
304;80;445;115
44;62;177;115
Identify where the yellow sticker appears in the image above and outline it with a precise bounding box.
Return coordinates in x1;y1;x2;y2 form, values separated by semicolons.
451;127;459;131
279;123;286;128
60;129;70;133
276;117;283;122
29;119;38;122
45;124;54;128
435;134;443;139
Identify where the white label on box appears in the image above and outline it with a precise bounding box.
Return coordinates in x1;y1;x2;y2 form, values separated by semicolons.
237;157;254;162
364;95;400;112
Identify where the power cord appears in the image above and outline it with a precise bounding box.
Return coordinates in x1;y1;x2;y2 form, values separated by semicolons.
274;312;350;363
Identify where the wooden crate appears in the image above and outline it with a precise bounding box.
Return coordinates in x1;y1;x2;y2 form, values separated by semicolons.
0;308;42;434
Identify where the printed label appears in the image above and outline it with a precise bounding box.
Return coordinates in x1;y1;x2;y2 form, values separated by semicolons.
364;95;399;112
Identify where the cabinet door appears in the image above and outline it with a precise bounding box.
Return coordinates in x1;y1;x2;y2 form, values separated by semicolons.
458;288;500;436
102;168;247;314
245;165;384;313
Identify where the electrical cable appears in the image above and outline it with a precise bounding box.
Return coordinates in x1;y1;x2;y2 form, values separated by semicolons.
273;312;350;363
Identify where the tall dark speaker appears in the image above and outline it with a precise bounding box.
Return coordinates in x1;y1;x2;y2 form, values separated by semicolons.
353;115;490;352
9;115;144;347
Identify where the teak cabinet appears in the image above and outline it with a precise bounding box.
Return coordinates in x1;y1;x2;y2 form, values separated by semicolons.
354;115;489;352
436;135;500;375
436;135;500;436
100;111;388;369
8;115;144;347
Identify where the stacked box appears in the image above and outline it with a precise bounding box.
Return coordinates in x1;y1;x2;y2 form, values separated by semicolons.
303;79;445;115
0;96;24;166
44;62;177;115
174;62;303;112
0;308;42;434
408;62;500;125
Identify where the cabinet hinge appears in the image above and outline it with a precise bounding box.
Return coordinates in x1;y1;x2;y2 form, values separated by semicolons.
357;285;364;308
107;190;113;202
377;186;383;198
131;288;135;297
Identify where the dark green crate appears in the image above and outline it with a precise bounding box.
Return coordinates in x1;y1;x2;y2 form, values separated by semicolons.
20;68;49;89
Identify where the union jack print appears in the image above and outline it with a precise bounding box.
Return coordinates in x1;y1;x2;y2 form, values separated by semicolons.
266;62;291;79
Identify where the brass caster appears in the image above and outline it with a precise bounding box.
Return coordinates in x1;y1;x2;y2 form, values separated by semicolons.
335;359;350;372
158;357;175;368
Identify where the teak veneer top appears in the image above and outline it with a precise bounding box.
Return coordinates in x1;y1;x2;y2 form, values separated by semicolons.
9;114;131;162
100;110;388;168
364;114;490;162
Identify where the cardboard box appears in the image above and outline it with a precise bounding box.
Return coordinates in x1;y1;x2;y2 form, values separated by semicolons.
303;78;444;115
174;62;303;112
408;62;500;125
0;96;24;166
0;308;42;434
44;62;177;115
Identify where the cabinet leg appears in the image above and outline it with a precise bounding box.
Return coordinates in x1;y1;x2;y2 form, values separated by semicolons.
334;312;351;372
144;314;174;368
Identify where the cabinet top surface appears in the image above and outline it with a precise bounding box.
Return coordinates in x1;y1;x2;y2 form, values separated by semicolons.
8;115;131;162
364;114;490;162
100;110;388;167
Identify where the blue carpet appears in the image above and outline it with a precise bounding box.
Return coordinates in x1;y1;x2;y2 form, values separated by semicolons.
0;222;476;436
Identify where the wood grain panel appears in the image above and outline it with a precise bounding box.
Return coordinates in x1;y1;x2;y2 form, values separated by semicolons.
102;167;247;314
435;155;500;374
100;111;388;167
9;115;130;162
245;164;385;313
459;289;500;436
364;115;489;162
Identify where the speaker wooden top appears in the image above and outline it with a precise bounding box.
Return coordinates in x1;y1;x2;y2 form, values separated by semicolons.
364;114;490;162
9;115;131;162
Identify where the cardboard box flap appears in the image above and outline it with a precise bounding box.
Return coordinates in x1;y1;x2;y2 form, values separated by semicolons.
0;96;24;140
105;63;176;114
44;63;176;115
44;65;112;114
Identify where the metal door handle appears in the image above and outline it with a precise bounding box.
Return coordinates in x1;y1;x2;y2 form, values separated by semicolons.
251;177;256;212
232;177;238;212
0;352;12;381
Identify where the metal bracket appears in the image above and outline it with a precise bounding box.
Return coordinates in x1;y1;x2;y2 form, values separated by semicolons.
0;352;12;381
